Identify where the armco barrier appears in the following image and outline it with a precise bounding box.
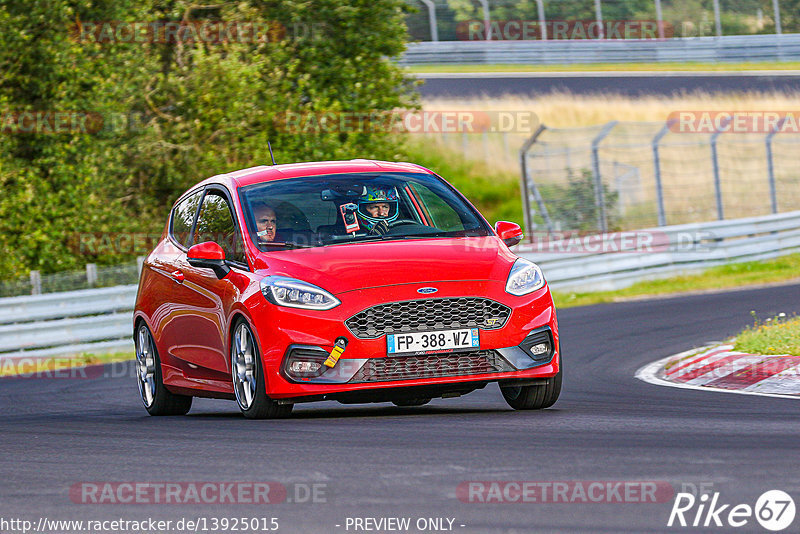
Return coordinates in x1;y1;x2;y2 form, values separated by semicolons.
0;286;136;361
519;210;800;291
400;34;800;65
1;211;798;361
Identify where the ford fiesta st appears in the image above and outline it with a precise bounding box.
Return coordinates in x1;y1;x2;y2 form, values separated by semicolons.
133;160;561;418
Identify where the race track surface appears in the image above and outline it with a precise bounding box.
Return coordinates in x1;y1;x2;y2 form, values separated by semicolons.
417;72;800;97
1;283;799;533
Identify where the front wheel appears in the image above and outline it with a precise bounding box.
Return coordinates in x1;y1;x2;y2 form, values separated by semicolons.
500;366;562;410
231;320;293;419
135;323;192;416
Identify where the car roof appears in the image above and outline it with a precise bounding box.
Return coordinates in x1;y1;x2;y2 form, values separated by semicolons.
196;160;434;191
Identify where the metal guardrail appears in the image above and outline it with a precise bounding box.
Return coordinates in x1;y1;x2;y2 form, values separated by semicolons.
400;34;800;64
1;210;798;360
0;286;136;361
518;210;800;291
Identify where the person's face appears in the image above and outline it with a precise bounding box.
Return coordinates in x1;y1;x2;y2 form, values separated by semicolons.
255;207;277;242
364;202;390;218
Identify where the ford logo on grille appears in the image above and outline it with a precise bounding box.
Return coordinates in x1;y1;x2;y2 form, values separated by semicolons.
417;287;438;294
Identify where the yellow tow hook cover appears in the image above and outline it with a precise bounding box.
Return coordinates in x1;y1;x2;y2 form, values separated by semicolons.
324;337;348;368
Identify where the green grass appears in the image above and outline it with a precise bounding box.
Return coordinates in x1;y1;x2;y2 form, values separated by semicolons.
735;315;800;356
0;351;134;377
407;61;800;74
551;253;800;309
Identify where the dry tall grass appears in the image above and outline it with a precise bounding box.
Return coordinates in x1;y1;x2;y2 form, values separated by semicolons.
419;93;800;229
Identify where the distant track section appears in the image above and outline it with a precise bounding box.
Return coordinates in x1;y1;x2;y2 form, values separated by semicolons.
416;71;800;97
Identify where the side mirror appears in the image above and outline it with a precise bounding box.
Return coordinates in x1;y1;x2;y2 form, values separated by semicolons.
187;241;230;279
495;221;524;247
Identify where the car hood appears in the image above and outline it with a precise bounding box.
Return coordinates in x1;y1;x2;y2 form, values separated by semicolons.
255;237;517;295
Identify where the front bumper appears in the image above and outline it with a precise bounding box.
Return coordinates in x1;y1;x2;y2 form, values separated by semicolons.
248;280;559;400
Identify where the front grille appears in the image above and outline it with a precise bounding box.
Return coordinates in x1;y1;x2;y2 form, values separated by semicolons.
345;297;511;340
349;350;515;383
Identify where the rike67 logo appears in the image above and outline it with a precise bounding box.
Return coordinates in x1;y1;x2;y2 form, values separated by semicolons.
668;490;795;531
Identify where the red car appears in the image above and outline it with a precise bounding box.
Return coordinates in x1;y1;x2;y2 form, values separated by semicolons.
133;160;561;418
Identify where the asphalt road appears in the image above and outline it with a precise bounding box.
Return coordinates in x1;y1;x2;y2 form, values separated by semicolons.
417;72;800;97
1;283;799;533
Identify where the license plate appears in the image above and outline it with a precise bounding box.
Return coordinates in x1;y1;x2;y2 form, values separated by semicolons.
387;328;479;356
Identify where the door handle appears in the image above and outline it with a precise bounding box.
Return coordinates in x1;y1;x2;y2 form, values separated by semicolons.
170;270;185;283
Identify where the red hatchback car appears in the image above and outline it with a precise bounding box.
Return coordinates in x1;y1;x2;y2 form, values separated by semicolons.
133;160;561;418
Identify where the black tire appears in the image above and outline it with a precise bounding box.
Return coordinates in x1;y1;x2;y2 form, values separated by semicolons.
391;398;431;407
500;365;562;410
231;319;293;420
135;323;192;416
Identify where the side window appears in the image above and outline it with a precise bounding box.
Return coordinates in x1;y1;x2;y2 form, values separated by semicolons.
412;184;463;231
194;191;247;266
171;189;202;247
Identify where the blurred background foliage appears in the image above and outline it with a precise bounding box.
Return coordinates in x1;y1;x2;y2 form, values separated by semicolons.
0;0;417;279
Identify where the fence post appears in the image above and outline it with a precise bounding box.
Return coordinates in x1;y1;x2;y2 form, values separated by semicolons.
536;0;547;40
30;271;42;295
654;0;665;40
773;0;782;35
419;0;439;42
594;0;604;39
652;121;673;226
710;117;730;221
591;121;618;233
765;116;787;214
86;263;98;287
519;124;553;236
137;256;145;276
712;0;722;36
477;0;491;40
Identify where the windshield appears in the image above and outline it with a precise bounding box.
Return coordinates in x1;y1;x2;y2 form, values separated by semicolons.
238;172;491;251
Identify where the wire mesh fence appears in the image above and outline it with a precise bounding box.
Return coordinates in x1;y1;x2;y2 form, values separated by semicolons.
404;0;789;41
0;261;142;298
521;120;800;233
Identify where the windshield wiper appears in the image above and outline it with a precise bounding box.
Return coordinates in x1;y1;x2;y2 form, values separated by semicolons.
259;241;317;249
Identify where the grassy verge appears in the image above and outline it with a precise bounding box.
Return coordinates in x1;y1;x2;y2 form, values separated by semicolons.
551;253;800;309
407;62;800;74
735;314;800;356
0;351;134;377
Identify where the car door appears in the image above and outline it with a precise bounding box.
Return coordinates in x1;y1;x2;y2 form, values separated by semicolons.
171;187;248;377
148;187;206;371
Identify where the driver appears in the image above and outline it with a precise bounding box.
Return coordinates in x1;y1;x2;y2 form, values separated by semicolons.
356;185;399;235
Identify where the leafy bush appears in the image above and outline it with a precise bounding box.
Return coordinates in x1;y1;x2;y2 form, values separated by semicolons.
0;0;417;279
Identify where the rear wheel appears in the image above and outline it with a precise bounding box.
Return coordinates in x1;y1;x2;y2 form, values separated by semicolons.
135;323;192;416
500;366;562;410
231;320;293;419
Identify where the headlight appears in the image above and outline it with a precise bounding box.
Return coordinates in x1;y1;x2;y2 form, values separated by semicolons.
260;276;340;310
505;258;545;296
